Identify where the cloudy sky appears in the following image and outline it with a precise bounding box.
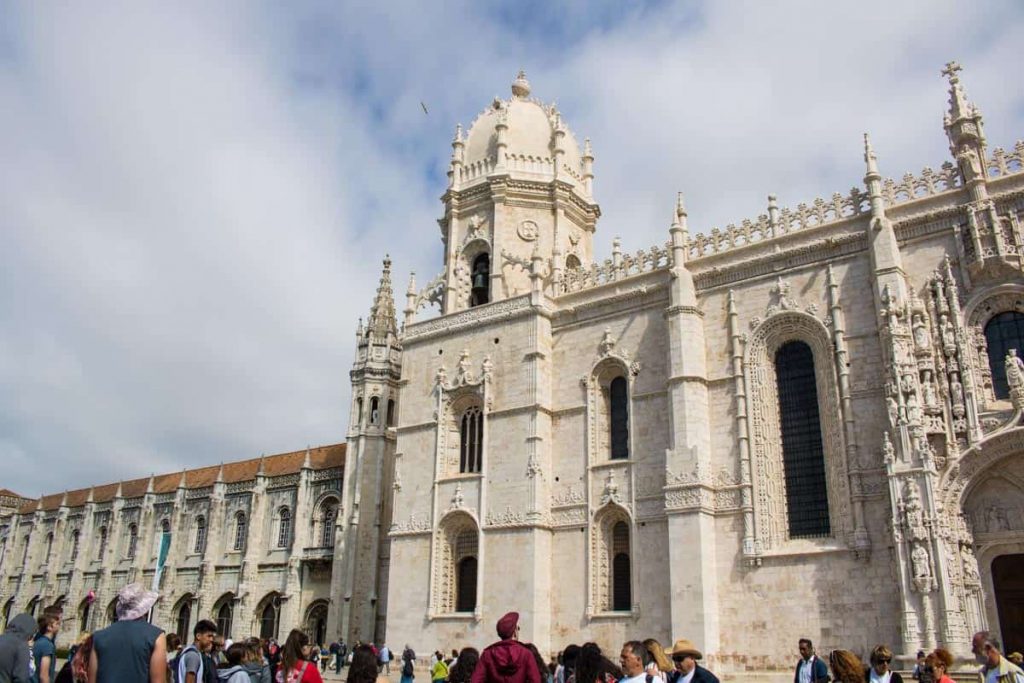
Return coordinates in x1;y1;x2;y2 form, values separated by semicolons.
2;1;1022;497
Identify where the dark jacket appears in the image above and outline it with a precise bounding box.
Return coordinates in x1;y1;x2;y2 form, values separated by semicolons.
669;666;719;683
795;658;829;683
0;614;37;683
471;640;541;683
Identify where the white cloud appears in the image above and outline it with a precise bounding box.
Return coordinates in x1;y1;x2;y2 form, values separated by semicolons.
0;0;1021;495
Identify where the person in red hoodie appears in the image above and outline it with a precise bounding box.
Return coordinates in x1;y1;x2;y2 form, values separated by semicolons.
471;612;541;683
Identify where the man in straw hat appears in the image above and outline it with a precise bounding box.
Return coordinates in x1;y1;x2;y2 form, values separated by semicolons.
88;583;167;683
663;639;718;683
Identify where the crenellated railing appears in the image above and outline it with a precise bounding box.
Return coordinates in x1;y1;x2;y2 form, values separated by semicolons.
987;140;1024;178
687;188;870;259
881;162;961;205
455;157;495;185
559;242;673;294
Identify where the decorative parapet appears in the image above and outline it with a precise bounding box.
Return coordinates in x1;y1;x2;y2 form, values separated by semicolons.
559;242;673;294
881;163;961;205
988;141;1024;178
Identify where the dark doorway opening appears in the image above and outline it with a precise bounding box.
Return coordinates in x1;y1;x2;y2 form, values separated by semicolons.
993;553;1024;655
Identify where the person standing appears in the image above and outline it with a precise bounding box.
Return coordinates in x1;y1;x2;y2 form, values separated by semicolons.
275;630;323;683
619;641;663;683
794;640;829;683
378;645;391;675
664;639;717;683
974;634;1024;683
924;648;955;683
218;644;256;683
866;646;903;683
470;612;540;683
88;583;167;683
177;620;218;683
31;611;61;683
447;648;479;683
400;645;416;683
335;641;348;675
0;613;37;683
828;650;865;683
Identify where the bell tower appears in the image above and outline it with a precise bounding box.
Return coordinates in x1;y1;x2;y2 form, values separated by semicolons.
436;71;601;315
331;256;402;644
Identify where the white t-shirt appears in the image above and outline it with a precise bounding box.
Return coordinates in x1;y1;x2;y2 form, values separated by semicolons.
870;669;892;683
621;672;664;683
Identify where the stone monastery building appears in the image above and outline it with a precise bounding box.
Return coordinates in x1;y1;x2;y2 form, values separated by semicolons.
3;65;1024;671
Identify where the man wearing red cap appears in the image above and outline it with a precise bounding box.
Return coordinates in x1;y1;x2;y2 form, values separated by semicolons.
470;612;541;683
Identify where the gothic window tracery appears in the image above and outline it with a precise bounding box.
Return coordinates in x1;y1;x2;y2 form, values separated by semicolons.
318;498;339;547
460;407;484;473
745;312;849;552
370;396;381;425
193;516;206;554
984;311;1024;399
96;528;107;561
69;530;79;563
276;507;291;548
126;524;138;560
590;505;633;614
586;357;635;464
430;512;479;615
233;512;246;552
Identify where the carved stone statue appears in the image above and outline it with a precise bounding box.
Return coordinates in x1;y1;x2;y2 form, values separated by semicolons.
1005;349;1024;409
911;543;933;591
887;392;900;428
961;545;980;584
949;375;965;407
940;314;956;352
913;313;932;351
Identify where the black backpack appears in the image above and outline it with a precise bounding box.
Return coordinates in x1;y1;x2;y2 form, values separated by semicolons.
402;659;415;677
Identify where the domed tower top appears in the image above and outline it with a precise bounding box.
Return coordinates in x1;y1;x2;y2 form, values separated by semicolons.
448;71;591;197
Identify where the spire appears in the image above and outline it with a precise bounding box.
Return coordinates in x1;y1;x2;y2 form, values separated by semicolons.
367;255;398;338
257;454;266;477
942;61;973;127
303;446;313;470
670;192;689;255
863;132;880;180
941;61;988;197
177;469;187;490
215;463;224;484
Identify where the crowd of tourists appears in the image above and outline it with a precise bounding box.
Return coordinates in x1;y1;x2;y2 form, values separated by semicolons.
1;587;1022;683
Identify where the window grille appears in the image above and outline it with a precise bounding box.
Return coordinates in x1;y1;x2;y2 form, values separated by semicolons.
775;341;830;538
460;407;483;473
611;521;631;611
217;601;233;639
70;530;80;562
277;509;291;548
97;528;107;560
233;513;246;551
454;529;478;613
127;525;138;559
610;377;629;460
176;602;191;642
321;505;337;547
985;311;1024;399
194;517;207;554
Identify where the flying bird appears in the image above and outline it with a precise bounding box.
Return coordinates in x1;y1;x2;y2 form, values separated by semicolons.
421;101;429;115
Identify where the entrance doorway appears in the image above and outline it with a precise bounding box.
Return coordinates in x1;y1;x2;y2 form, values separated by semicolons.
993;553;1024;655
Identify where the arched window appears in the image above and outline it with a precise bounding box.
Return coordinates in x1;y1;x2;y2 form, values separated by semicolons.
258;596;280;640
611;521;631;611
96;527;107;561
216;600;233;639
233;512;246;552
175;599;191;641
566;254;582;270
78;598;91;633
193;517;207;554
160;518;171;534
126;524;138;560
277;508;291;548
460;407;483;473
320;502;338;548
775;341;830;538
69;530;80;563
470;253;490;307
454;529;478;613
1;599;13;629
985;311;1024;399
355;397;363;427
44;533;54;564
370;396;381;425
26;596;40;616
105;598;116;625
20;535;29;566
609;377;629;460
387;399;396;427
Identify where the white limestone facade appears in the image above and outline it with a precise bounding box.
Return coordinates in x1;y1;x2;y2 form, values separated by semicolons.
0;446;345;647
359;66;1024;671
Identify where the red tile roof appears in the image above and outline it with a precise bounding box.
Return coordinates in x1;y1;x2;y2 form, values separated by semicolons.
11;444;345;514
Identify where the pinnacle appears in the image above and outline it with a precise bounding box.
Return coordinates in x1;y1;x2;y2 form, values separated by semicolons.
367;255;398;338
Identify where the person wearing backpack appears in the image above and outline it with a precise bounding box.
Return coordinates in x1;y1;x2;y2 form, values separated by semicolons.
218;644;255;683
400;645;416;683
177;620;218;683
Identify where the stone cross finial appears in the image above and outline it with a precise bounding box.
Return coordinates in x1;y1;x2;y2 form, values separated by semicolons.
941;60;962;83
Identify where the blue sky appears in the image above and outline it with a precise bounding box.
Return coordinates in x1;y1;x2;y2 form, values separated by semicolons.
1;1;1023;496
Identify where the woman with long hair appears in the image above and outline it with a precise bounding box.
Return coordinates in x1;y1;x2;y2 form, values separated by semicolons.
347;644;388;683
571;642;622;683
54;633;93;683
448;647;480;683
525;645;551;683
276;629;323;683
829;650;865;683
643;640;673;678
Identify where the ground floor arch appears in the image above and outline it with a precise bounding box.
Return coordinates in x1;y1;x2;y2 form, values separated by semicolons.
304;600;329;647
256;592;282;641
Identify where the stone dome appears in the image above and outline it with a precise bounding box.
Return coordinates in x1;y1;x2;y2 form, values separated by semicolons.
458;71;586;191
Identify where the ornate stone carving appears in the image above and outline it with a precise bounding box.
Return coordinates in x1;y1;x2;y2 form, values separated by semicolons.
1005;349;1024;410
600;471;622;506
